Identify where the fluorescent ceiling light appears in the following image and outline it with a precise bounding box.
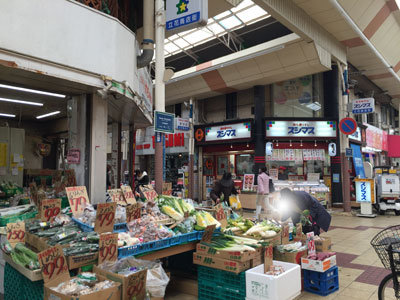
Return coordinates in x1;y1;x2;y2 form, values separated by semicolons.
0;84;66;98
36;111;60;119
396;0;400;9
305;102;322;111
0;97;43;106
0;113;16;118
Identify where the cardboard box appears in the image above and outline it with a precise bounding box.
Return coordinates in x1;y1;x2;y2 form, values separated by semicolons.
193;252;261;274
196;244;262;262
67;252;98;270
25;232;49;252
273;248;307;265
301;255;337;273
315;237;332;252
3;252;42;281
94;265;147;300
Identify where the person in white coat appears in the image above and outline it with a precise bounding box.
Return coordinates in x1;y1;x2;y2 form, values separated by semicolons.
256;167;270;220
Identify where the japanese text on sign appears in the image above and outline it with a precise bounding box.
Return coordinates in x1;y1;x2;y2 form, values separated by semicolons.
95;202;116;234
201;224;216;243
40;198;61;222
217;129;236;138
126;203;141;223
98;233;118;264
126;269;147;299
65;186;90;216
38;245;69;283
288;126;315;135
107;189;127;206
264;245;273;273
121;185;136;205
7;222;25;245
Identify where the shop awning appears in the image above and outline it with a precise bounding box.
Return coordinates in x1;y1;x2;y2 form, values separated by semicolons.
388;135;400;158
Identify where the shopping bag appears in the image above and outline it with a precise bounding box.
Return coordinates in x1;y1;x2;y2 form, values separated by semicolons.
229;195;242;210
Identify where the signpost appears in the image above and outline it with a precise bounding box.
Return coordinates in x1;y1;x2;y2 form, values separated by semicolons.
345;148;353;158
154;111;175;134
352;98;374;114
166;0;208;32
176;118;190;131
339;118;357;135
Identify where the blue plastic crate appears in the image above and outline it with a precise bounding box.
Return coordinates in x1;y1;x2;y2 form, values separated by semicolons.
72;217;127;233
198;278;245;300
303;266;338;282
304;269;339;296
118;237;171;258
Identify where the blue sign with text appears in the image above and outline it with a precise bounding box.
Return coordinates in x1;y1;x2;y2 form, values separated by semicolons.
351;143;365;178
154;111;175;134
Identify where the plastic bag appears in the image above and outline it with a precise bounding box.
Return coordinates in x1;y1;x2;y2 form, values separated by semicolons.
229;195;242;209
146;263;170;297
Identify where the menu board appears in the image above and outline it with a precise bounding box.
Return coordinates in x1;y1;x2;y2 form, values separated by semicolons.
242;174;255;191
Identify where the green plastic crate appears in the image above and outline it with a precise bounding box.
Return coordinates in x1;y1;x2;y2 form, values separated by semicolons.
0;210;38;226
198;266;246;288
198;278;246;300
61;196;69;209
4;263;43;300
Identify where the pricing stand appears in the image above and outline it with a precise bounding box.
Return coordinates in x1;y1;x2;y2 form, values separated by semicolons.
355;178;376;218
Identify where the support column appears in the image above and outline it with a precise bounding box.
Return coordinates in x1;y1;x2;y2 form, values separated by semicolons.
154;0;165;194
188;98;195;200
67;95;87;187
89;94;108;204
111;122;122;188
254;86;266;180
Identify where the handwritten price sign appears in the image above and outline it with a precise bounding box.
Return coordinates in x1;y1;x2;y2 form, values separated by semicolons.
215;204;227;228
264;245;273;273
126;203;141;223
126;269;147;299
98;233;118;264
121;185;136;205
139;185;158;202
201;224;216;243
66;186;90;217
107;189;127;206
38;245;69;283
282;225;290;244
94;202;116;233
40;198;61;222
6;222;25;246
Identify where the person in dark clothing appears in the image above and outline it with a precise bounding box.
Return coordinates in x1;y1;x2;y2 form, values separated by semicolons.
210;172;238;205
279;188;331;235
278;166;288;180
134;170;149;195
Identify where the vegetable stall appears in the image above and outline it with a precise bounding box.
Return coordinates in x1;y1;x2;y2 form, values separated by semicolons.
0;183;337;300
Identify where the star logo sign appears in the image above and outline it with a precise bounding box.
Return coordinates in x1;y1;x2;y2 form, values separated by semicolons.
176;0;189;14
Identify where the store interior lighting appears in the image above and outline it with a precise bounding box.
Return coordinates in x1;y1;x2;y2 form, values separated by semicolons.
300;140;303;147
0;113;16;118
0;83;66;98
36;111;60;119
0;97;43;106
314;140;317;147
163;0;270;57
289;140;292;147
305;102;322;111
276;140;279;147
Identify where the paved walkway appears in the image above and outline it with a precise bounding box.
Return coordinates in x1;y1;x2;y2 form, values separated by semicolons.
166;213;400;300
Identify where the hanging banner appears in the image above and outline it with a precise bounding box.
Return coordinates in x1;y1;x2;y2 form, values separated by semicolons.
350;144;365;179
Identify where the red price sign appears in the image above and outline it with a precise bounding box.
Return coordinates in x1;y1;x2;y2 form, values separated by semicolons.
126;270;147;299
126;203;141;223
98;233;118;264
38;245;69;283
282;224;290;244
40;198;61;222
121;185;136;205
306;232;316;255
66;186;90;217
107;189;127;206
6;222;25;246
296;223;303;237
94;202;116;233
264;245;273;273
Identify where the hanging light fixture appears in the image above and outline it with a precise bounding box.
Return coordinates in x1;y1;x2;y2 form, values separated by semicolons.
230;144;233;149
246;143;249;148
300;140;303;147
314;140;317;147
276;140;279;147
289;140;292;147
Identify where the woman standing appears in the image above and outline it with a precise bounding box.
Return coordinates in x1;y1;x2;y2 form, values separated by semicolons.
256;167;270;220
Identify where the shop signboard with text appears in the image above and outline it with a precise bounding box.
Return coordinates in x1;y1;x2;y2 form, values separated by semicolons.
355;178;375;204
352;98;374;114
266;121;337;138
349;127;362;142
364;123;388;152
154;111;175;134
194;121;253;144
166;0;208;32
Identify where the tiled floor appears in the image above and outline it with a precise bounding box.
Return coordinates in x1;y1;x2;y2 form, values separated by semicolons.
166;212;400;300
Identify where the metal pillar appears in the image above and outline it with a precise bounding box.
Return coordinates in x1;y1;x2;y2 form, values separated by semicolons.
188;98;195;200
154;0;165;194
254;86;266;181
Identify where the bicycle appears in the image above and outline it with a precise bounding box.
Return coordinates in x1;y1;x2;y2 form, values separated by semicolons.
371;225;400;299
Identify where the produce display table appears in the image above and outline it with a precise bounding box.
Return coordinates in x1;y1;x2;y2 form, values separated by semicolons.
136;241;197;261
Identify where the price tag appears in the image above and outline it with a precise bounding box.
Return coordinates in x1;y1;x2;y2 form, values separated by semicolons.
139;185;158;202
121;185;136;205
65;186;90;216
38;245;69;283
306;232;316;255
126;269;147;299
126;203;141;223
201;224;216;243
264;245;273;273
215;204;227;228
296;223;303;237
6;222;25;246
98;233;118;265
107;189;127;206
94;202;116;233
40;198;61;222
282;224;290;244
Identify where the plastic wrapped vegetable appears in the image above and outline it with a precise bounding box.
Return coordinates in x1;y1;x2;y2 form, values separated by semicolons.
161;205;183;221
